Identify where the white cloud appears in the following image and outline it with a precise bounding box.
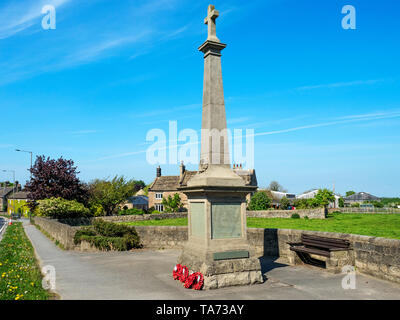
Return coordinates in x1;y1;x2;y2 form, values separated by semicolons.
296;79;384;91
253;110;400;137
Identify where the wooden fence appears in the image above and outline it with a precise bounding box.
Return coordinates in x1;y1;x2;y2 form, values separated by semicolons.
332;207;400;214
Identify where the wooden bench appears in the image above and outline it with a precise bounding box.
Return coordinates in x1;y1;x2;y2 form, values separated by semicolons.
288;234;352;272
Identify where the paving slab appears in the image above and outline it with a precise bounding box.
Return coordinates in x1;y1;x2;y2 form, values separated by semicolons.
22;219;400;300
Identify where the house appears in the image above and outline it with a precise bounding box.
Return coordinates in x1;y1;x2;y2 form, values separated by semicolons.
343;192;380;206
0;187;14;212
148;162;258;212
296;189;340;208
122;188;149;211
7;191;30;216
0;183;22;212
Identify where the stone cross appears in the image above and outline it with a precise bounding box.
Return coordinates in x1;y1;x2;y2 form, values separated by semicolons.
204;4;220;42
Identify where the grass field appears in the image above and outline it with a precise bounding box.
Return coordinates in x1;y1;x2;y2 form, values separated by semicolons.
122;213;400;240
0;222;50;300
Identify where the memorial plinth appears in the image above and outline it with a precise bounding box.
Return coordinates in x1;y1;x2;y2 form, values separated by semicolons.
177;5;263;290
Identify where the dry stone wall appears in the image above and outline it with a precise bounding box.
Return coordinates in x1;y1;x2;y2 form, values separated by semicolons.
247;208;325;219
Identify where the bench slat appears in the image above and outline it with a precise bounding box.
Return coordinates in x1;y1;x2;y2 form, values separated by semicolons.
302;239;349;250
302;234;350;246
290;245;331;258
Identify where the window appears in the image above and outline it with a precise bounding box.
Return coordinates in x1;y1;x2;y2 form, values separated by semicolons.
155;193;163;199
155;204;164;212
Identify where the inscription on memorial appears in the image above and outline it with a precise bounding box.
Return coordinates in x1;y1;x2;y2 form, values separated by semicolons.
190;202;205;238
211;203;242;239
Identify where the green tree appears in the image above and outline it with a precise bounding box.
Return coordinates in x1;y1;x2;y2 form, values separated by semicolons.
162;193;183;213
267;181;287;193
314;189;335;209
346;191;356;197
308;198;321;208
25;155;89;208
249;192;272;211
339;197;345;208
88;176;138;216
133;180;146;192
280;196;290;210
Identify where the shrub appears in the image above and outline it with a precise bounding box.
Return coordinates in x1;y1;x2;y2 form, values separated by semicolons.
36;197;90;219
249;192;272;211
117;208;144;216
371;201;384;208
77;235;131;251
291;213;300;219
74;226;97;243
280;197;290;210
147;207;161;215
90;204;105;217
74;219;141;251
304;216;309;220
293;198;321;209
92;219;139;238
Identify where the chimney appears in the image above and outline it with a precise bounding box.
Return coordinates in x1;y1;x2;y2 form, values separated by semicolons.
240;164;243;169
14;181;21;192
180;161;186;180
156;166;162;178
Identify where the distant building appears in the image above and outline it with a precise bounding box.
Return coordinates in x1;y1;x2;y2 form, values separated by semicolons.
7;191;30;216
343;192;380;206
0;187;14;212
0;183;22;212
148;163;257;212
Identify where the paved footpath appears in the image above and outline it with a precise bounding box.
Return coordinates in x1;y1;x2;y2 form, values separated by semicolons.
22;219;400;300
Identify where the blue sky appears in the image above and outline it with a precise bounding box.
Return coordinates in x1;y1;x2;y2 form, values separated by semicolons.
0;0;399;197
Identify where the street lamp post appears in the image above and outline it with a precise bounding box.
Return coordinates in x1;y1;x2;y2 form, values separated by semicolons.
15;149;33;180
2;170;15;216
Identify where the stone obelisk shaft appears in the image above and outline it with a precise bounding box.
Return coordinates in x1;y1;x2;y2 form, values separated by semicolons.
198;5;229;171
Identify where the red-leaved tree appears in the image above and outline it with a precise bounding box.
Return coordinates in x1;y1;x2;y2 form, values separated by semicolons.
25;155;88;208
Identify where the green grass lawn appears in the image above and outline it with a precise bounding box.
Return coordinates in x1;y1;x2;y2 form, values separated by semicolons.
124;217;188;227
122;213;400;240
0;222;50;300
